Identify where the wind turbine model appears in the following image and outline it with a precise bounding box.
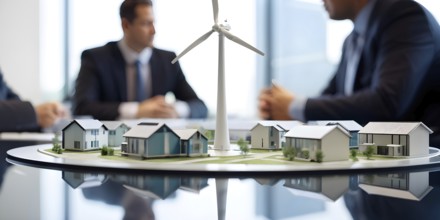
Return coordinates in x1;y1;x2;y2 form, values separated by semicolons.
172;0;264;151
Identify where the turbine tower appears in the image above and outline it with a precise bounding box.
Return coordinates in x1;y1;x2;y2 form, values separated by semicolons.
172;0;264;150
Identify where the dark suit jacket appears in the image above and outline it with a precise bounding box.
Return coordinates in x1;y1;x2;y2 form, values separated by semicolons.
305;0;440;146
73;42;208;120
0;70;39;132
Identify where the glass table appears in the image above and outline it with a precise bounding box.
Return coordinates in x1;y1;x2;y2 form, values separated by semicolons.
1;139;440;220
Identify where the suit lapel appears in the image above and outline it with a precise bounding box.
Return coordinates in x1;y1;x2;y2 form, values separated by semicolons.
353;0;384;92
149;49;162;96
111;44;128;101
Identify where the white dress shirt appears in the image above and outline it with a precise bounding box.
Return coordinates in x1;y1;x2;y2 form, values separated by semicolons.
116;39;190;119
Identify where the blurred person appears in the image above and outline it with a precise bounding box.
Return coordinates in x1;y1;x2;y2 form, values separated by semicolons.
0;68;66;132
259;0;440;146
73;0;207;120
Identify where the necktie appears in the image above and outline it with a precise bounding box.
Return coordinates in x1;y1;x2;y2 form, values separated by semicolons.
344;31;364;95
135;60;146;101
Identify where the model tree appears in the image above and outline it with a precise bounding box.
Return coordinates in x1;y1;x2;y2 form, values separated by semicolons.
204;130;215;143
363;145;375;160
301;149;310;159
283;146;296;161
237;138;249;156
350;149;359;161
315;150;324;163
101;146;114;156
51;132;62;154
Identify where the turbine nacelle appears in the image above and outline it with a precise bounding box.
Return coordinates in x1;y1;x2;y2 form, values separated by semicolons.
213;21;231;32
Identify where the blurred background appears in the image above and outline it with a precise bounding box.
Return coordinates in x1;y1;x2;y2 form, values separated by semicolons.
1;0;439;119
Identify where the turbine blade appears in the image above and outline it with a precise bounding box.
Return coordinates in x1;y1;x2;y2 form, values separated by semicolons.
172;30;215;64
212;0;219;24
222;30;265;56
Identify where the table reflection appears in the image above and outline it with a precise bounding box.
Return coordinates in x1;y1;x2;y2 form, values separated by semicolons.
2;143;440;220
53;169;439;220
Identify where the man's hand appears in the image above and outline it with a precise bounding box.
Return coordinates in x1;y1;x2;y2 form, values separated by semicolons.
258;83;295;120
136;96;178;118
269;84;295;120
258;88;272;119
35;102;67;128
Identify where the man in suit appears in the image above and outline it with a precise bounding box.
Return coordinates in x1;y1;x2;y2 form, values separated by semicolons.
259;0;440;146
73;0;208;120
0;68;66;132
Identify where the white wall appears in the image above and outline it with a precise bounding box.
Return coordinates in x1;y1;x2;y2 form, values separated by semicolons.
0;0;41;103
0;0;65;104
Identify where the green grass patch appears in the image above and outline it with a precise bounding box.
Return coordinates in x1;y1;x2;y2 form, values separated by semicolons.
249;149;281;154
230;159;290;165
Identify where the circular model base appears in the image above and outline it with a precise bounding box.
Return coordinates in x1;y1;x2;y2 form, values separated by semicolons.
6;144;440;175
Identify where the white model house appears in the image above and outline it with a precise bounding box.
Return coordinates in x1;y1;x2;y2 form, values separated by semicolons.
173;129;208;157
122;122;181;158
284;125;351;162
62;119;108;151
358;122;432;157
122;176;181;199
310;120;362;147
250;120;303;149
62;171;107;189
284;175;349;201
101;121;130;147
358;171;432;201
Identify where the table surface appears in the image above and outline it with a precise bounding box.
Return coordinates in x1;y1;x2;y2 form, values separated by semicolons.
2;139;440;220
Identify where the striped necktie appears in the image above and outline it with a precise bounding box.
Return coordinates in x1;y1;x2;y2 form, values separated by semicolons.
135;59;146;101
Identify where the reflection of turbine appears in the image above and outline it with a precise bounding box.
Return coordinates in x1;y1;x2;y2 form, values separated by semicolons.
215;178;228;220
172;0;264;150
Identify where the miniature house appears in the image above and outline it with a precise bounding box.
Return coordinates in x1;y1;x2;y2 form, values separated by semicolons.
250;120;303;150
199;119;258;142
284;125;351;162
62;171;107;189
122;122;181;158
358;171;432;201
358;122;432;157
180;177;209;193
284;175;349;201
122;175;181;200
101;121;130;147
62;119;108;151
310;120;362;147
174;129;208;157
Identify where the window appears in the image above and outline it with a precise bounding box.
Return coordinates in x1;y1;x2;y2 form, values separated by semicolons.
36;0;440;118
264;0;440;103
67;0;258;118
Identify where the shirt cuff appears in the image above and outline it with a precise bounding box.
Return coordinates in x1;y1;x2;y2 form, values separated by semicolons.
289;95;307;122
118;102;139;120
174;100;190;118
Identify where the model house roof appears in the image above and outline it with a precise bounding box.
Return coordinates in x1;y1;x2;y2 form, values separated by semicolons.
123;122;168;138
309;120;362;131
173;129;207;140
62;119;106;131
358;184;433;201
251;120;303;131
358;122;433;135
284;125;351;139
101;121;129;130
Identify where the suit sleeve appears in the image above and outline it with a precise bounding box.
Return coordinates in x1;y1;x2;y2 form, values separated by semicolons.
158;52;208;118
0;71;39;132
305;2;438;125
0;100;39;132
73;50;121;120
